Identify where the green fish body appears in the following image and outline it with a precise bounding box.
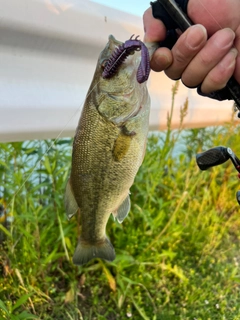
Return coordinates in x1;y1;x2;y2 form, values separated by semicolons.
65;35;150;265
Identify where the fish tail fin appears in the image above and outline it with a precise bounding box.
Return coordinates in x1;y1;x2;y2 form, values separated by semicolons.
73;237;115;266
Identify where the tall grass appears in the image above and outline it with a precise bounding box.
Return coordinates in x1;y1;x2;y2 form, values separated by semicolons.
1;83;240;319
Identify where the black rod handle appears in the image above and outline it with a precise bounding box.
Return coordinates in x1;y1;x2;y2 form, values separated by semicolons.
196;146;230;171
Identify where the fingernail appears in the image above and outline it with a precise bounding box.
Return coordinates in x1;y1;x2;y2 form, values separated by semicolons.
222;48;238;69
215;28;235;49
186;24;207;50
230;48;238;58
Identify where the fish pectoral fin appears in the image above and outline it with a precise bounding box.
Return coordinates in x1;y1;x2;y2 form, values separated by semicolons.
113;194;131;224
113;125;137;162
73;237;115;266
64;179;79;220
113;132;131;162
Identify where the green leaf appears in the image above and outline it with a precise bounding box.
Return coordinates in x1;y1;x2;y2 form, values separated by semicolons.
18;311;39;319
0;300;10;316
22;147;38;155
131;296;150;320
56;139;71;145
44;157;52;174
11;294;32;312
64;237;72;250
10;315;20;320
0;224;12;238
42;249;64;264
64;287;75;304
0;160;9;168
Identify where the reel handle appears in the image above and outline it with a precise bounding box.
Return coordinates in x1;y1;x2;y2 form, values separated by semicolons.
196;146;230;171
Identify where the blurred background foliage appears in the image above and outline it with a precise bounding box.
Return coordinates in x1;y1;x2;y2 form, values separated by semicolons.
1;84;240;319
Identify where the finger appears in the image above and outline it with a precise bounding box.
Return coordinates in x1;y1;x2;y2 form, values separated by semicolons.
150;47;172;72
143;7;166;43
181;28;236;88
188;0;240;35
164;24;207;80
200;48;238;93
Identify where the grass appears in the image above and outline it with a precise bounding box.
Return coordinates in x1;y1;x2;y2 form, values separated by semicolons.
1;82;240;319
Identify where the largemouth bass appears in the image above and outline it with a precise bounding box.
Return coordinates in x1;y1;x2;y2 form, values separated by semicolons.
65;35;152;265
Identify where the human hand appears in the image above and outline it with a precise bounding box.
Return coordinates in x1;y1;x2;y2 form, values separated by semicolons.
143;0;240;94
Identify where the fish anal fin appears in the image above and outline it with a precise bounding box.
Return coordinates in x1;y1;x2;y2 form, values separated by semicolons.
64;179;79;220
73;237;115;266
113;194;131;224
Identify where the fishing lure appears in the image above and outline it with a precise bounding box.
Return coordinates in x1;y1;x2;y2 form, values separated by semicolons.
102;35;150;84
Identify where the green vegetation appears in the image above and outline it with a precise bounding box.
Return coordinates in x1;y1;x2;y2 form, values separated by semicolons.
1;83;240;319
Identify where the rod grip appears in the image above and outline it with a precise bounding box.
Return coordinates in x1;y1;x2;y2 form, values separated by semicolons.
196;146;230;170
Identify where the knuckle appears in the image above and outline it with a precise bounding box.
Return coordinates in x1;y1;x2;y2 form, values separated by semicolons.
209;75;226;88
198;51;212;66
174;48;188;65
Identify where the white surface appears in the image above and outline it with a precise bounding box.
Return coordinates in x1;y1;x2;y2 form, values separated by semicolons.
0;0;235;142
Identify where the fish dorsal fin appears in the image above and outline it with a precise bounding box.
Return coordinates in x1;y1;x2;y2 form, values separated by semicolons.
64;179;79;220
114;194;131;224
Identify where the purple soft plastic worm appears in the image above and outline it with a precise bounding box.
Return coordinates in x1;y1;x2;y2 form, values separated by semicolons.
102;35;150;84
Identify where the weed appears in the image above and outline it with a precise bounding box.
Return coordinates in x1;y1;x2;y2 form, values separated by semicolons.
1;83;240;319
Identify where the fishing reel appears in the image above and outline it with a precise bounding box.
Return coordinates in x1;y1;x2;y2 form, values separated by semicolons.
196;146;240;205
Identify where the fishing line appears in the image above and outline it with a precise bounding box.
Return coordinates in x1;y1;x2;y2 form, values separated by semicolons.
197;0;223;30
5;44;130;209
195;0;239;52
